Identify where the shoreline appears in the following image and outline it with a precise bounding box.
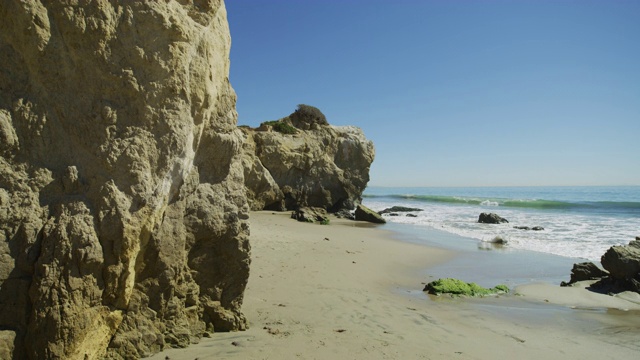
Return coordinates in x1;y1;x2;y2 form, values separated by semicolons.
378;220;580;288
150;211;640;359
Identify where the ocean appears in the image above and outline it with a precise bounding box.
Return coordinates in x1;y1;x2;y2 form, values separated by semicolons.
362;186;640;262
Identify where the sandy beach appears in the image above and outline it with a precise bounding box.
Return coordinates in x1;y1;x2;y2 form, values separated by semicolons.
150;211;640;360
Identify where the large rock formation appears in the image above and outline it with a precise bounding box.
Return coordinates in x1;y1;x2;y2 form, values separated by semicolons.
563;239;640;294
600;239;640;293
0;1;250;359
241;105;375;212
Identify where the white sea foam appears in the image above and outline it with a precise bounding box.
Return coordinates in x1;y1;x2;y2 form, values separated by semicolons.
480;200;499;206
364;197;638;261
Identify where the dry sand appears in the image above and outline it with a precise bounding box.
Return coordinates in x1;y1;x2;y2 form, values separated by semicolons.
150;211;640;360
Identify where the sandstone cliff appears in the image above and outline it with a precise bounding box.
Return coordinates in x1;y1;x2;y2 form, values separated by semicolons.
0;1;249;359
241;105;375;212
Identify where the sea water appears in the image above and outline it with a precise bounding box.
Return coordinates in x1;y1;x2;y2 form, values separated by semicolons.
362;186;640;261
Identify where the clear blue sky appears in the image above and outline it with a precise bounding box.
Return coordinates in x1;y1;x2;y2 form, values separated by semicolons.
226;0;640;187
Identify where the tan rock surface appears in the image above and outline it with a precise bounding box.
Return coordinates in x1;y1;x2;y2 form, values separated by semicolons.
241;110;375;212
0;1;249;359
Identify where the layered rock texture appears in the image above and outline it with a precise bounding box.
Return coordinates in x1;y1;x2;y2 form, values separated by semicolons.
0;1;250;359
241;106;375;212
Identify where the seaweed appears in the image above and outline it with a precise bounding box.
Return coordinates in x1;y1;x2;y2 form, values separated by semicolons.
424;278;509;297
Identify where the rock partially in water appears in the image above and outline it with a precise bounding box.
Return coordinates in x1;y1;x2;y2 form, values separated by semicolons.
478;212;509;224
514;226;545;231
379;206;423;215
487;236;508;245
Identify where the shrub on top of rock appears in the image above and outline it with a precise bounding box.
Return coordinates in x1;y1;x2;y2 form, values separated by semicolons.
289;104;328;130
259;120;298;134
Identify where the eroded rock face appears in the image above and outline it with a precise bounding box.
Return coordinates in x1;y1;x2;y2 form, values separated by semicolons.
0;1;249;359
241;111;375;212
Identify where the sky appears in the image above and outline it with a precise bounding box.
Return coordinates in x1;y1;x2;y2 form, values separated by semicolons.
225;0;640;187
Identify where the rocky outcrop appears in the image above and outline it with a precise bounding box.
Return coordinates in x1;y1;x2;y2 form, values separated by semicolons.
355;204;386;224
241;105;375;212
240;129;284;210
601;239;640;282
563;239;640;294
478;212;509;224
0;1;250;359
561;262;609;286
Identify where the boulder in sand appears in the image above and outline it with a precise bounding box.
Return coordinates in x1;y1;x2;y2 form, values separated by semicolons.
601;239;640;281
561;262;609;286
291;207;330;224
355;204;386;224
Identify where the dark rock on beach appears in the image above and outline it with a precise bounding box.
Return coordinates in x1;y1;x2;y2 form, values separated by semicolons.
406;214;418;218
478;213;509;224
379;206;423;215
487;236;507;245
561;262;609;286
292;207;330;224
563;239;640;295
600;239;640;281
355;204;386;224
514;226;545;231
334;209;355;220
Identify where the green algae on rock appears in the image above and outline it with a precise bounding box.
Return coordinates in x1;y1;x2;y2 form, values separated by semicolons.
424;278;509;297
